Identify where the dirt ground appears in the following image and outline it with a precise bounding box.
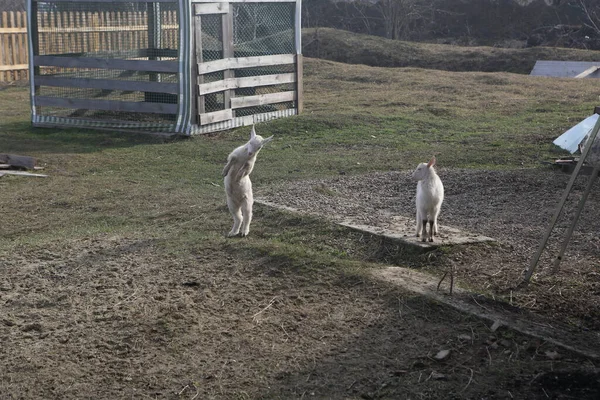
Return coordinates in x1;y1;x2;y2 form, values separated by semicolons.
2;167;600;399
2;233;600;399
258;167;600;333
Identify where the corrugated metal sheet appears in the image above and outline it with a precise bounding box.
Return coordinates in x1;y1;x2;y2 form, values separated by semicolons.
530;61;600;78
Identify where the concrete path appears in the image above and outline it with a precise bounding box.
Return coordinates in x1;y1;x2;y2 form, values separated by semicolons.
256;199;495;250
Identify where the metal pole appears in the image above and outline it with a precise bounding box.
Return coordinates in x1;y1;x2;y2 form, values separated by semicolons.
522;114;600;283
552;162;600;272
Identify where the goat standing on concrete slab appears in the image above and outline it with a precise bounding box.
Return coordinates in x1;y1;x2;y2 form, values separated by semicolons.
223;126;273;237
412;156;444;242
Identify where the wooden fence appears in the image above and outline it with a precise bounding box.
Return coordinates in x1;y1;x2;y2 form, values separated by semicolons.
0;11;28;82
0;10;179;83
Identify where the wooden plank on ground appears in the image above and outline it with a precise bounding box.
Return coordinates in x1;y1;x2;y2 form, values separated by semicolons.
0;154;36;169
0;170;47;178
198;54;296;75
231;91;295;109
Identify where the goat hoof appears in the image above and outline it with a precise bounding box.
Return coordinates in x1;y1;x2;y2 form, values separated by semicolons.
421;237;427;242
227;232;240;237
429;238;434;242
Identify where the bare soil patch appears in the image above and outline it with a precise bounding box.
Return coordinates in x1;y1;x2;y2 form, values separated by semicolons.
258;167;600;333
1;234;599;399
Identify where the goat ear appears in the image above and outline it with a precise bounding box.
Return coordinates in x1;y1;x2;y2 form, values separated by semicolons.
262;135;274;145
250;125;256;140
427;156;436;168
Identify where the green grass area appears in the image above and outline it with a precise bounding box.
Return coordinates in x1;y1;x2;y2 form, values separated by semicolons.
1;56;598;266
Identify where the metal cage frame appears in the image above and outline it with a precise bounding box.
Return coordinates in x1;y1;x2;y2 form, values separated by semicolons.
27;0;303;135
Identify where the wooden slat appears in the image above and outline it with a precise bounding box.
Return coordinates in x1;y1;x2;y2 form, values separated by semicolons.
17;11;27;80
0;64;28;71
9;11;18;81
34;75;179;94
34;55;179;72
2;12;9;82
198;54;296;75
296;54;303;114
222;8;234;115
199;109;233;125
575;66;600;79
56;48;178;59
0;27;27;33
195;3;230;15
34;96;178;114
0;24;179;33
194;12;205;117
231;91;296;109
198;73;296;95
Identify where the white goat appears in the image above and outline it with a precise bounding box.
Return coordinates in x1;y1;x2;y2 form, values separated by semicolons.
411;156;444;242
223;125;273;237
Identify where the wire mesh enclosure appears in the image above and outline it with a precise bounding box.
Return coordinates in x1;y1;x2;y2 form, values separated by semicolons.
27;0;303;135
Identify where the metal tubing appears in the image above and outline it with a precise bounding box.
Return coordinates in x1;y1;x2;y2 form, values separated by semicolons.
523;113;600;283
552;163;600;272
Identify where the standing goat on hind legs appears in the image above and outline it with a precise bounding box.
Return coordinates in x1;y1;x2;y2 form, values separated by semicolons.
223;125;274;237
412;156;444;242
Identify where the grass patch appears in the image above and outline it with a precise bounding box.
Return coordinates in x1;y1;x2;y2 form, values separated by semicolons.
1;57;596;252
2;41;599;399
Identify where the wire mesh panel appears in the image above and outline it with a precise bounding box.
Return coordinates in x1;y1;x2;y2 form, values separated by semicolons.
233;3;294;56
232;2;296;117
194;1;298;130
28;0;302;135
199;13;224;113
31;0;181;133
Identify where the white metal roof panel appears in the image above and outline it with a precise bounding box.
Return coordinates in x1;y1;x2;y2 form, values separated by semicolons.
530;60;600;78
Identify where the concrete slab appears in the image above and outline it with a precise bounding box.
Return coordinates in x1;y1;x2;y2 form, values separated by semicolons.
339;215;495;250
256;199;495;250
